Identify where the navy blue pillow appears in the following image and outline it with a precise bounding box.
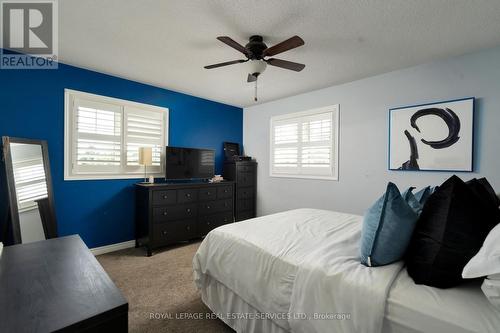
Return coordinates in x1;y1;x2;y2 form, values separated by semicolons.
360;182;420;267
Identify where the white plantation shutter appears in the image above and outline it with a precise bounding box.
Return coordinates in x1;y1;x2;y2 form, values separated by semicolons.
124;106;165;173
65;90;168;180
13;157;48;211
301;112;332;174
273;120;299;173
73;99;122;174
270;105;339;179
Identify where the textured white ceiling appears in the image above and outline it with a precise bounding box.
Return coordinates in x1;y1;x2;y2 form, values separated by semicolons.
59;0;500;107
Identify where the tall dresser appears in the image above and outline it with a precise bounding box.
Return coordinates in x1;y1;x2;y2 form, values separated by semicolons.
135;181;234;256
223;161;257;221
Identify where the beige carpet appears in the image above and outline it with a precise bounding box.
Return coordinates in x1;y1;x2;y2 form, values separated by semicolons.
97;241;234;333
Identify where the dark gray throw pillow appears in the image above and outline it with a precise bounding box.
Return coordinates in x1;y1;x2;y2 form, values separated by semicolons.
470;178;500;208
468;178;500;225
406;175;499;289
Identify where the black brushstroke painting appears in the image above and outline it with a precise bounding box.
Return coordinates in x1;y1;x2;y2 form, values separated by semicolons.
400;130;419;170
410;108;461;149
399;107;461;170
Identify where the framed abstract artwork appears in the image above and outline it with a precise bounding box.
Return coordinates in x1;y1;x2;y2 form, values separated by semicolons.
389;97;474;172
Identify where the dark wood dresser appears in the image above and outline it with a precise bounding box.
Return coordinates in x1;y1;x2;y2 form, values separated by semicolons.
135;181;235;256
223;161;257;221
0;235;128;332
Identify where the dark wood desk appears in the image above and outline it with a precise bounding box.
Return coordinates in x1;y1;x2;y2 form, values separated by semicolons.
0;235;128;332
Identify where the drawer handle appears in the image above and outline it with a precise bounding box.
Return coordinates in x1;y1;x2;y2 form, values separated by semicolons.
163;195;168;199
163;211;168;216
207;191;211;195
187;226;191;231
162;230;167;236
186;208;191;213
206;205;211;209
186;193;191;198
224;189;228;193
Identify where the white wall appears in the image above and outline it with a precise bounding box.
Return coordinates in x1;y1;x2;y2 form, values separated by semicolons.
244;46;500;216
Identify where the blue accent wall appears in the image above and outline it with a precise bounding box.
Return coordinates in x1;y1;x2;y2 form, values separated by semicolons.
0;62;243;248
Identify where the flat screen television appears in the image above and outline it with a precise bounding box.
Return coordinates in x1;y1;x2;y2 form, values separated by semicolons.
165;146;215;180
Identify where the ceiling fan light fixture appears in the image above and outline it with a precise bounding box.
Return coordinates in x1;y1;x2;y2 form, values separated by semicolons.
246;59;267;76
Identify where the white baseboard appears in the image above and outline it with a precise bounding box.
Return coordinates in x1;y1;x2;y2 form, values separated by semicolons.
91;240;135;256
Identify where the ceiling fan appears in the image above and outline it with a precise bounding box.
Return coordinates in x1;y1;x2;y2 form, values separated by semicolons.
204;35;305;101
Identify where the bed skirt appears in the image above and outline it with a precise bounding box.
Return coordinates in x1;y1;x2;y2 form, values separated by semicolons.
200;274;290;333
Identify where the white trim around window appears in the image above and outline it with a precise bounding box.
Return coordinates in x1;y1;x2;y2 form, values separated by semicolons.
269;105;339;181
64;89;169;181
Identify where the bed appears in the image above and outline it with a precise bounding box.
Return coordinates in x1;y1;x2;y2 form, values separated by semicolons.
193;209;500;333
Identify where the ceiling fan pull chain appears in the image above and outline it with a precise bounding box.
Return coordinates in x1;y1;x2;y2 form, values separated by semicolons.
254;78;258;102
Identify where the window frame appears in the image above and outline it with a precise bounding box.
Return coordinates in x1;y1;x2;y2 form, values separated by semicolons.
64;89;169;181
269;105;339;181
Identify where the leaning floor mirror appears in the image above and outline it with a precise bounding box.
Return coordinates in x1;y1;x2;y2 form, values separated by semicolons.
1;137;58;245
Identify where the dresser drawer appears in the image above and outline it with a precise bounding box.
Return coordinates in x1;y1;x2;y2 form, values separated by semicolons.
177;189;198;203
237;172;255;187
236;199;254;212
198;188;216;201
153;219;197;245
216;198;233;212
237;187;254;199
153;204;197;223
217;185;233;199
199;199;233;215
152;190;177;206
199;212;233;235
198;201;216;215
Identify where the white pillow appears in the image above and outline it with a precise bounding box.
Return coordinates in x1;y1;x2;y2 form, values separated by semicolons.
462;224;500;278
482;277;500;310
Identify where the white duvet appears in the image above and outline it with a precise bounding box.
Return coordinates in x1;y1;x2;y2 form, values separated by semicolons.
193;208;404;333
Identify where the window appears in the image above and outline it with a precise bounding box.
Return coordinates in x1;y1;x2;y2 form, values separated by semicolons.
64;89;168;180
270;105;339;180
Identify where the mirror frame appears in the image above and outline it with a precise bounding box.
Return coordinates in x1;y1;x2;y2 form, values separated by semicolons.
1;136;58;245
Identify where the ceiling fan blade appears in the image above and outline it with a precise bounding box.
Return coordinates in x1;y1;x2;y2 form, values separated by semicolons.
217;36;248;56
204;59;247;69
247;74;257;82
262;35;304;57
266;58;305;72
